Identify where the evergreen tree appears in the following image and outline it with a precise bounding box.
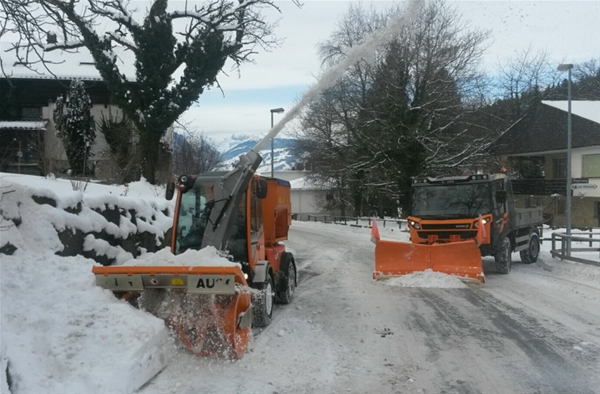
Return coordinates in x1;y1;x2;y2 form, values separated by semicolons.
53;79;96;175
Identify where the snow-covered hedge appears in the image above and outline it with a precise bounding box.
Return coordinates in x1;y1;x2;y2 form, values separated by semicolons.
0;179;174;265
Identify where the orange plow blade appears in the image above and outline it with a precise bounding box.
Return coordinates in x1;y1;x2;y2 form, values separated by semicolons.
373;240;485;283
92;265;252;358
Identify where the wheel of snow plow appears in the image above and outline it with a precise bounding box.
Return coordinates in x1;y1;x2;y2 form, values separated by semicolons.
276;252;296;305
495;237;512;274
252;274;275;328
519;232;540;264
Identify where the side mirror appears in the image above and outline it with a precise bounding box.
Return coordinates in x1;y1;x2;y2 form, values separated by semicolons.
256;179;268;199
495;190;507;204
165;177;176;200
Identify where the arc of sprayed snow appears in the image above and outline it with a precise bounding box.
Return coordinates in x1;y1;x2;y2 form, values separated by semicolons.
252;0;425;153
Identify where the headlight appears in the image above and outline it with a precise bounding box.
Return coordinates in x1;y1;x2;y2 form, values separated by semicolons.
473;218;488;228
409;220;421;229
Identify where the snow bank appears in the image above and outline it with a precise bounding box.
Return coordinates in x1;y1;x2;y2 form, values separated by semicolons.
0;254;173;394
0;173;177;393
0;174;174;264
379;269;469;288
123;246;240;267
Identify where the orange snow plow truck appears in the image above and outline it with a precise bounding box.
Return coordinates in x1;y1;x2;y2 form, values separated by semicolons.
374;173;543;283
92;147;296;359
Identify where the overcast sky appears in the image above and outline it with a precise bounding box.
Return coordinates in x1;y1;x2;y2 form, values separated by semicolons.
179;0;600;144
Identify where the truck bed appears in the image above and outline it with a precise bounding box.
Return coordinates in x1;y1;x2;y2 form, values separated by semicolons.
514;207;544;229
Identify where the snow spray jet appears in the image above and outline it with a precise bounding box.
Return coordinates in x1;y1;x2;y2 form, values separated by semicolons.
251;0;425;154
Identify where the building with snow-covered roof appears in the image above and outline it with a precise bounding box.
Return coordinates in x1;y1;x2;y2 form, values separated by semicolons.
0;41;172;180
491;101;600;228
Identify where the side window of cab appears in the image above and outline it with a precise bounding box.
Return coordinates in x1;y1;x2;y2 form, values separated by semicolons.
250;180;263;233
492;181;506;215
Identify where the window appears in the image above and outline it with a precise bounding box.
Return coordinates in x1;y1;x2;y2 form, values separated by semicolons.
582;154;600;178
553;158;567;178
21;107;42;120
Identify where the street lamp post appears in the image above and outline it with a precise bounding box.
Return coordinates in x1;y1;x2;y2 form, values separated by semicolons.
270;107;285;178
17;140;22;174
558;63;573;256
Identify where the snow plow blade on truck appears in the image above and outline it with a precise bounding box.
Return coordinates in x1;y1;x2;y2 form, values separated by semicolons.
373;239;485;283
92;265;252;358
373;173;544;283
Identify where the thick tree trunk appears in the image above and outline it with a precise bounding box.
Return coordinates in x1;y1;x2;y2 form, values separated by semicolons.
139;131;161;184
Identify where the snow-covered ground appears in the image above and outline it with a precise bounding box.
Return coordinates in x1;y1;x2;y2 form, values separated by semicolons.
1;173;599;394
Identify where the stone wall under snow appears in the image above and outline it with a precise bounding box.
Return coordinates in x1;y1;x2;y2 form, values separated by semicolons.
0;181;174;265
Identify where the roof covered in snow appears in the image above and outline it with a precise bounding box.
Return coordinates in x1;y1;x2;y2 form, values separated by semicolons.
0;121;48;130
0;42;136;81
491;101;600;156
542;101;600;124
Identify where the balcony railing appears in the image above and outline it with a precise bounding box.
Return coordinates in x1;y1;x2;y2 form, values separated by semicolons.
510;179;567;195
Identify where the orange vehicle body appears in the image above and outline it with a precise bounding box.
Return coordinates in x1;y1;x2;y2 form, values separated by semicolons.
393;213;492;282
373;173;543;283
93;174;296;358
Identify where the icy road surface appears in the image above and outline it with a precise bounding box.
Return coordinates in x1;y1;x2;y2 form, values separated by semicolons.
140;221;600;394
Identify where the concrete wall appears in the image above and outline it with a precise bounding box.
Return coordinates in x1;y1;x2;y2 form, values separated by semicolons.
291;188;322;220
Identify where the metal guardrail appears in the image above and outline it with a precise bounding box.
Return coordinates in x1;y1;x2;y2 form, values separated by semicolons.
305;215;407;229
550;231;600;266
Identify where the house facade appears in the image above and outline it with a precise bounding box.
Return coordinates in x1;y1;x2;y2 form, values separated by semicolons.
0;43;172;180
491;101;600;229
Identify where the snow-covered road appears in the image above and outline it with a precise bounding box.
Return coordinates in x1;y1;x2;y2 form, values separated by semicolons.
3;173;598;394
140;221;600;394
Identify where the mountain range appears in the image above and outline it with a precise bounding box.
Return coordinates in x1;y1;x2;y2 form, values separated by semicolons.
215;136;299;174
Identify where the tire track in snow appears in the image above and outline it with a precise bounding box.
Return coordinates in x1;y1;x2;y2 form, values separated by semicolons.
408;288;599;393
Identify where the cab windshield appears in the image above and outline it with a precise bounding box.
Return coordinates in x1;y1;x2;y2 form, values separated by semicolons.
175;180;215;254
174;177;249;261
411;182;492;218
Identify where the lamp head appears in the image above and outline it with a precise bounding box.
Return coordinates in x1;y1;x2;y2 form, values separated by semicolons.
270;107;285;114
557;64;573;72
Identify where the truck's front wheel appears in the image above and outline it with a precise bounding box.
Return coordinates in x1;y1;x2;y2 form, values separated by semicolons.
252;274;275;328
276;252;296;305
495;237;512;274
519;232;540;264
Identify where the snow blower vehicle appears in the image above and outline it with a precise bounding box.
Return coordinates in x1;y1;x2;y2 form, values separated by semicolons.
374;173;543;283
92;142;297;359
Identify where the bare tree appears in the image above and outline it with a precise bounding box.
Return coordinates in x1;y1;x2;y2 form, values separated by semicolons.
494;46;558;121
294;0;490;216
1;0;298;184
97;110;140;183
572;59;600;100
172;122;221;176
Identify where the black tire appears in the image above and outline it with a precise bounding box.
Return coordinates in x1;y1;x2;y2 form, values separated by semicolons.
276;252;296;305
495;236;512;274
519;233;540;264
252;274;275;328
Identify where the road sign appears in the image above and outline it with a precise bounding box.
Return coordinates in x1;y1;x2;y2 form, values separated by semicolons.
572;178;589;184
571;184;598;190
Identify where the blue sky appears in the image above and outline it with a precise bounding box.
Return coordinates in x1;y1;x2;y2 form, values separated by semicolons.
178;0;600;144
